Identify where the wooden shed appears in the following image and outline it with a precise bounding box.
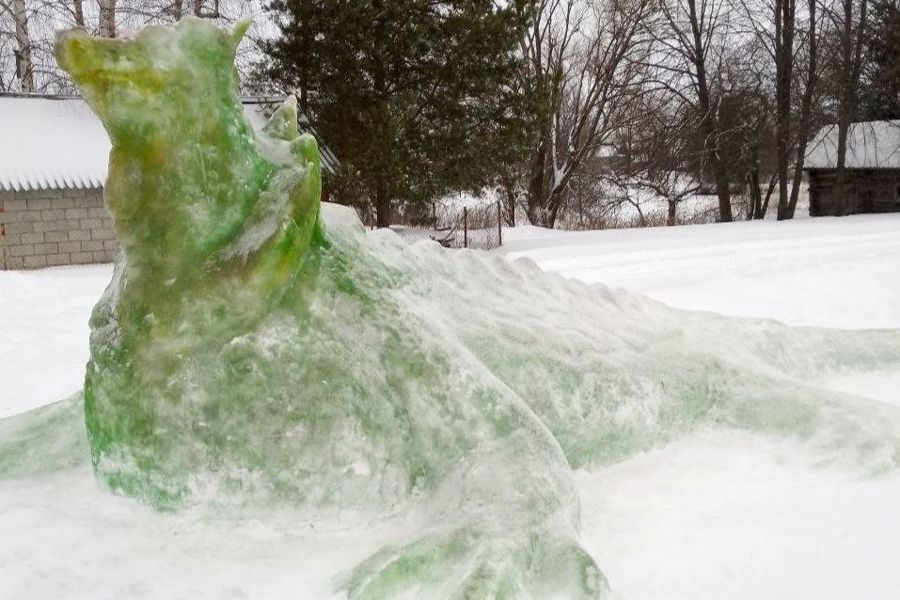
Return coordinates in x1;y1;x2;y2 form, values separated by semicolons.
804;120;900;216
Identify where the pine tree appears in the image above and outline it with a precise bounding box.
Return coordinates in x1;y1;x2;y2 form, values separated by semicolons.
262;0;531;227
860;0;900;120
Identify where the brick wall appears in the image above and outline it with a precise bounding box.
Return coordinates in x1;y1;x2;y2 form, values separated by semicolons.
0;187;117;270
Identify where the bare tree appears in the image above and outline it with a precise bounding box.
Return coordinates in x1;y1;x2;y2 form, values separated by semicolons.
511;0;654;228
786;0;818;217
508;0;583;226
829;0;869;215
649;0;736;222
772;0;797;219
739;0;820;219
0;0;266;92
608;93;702;225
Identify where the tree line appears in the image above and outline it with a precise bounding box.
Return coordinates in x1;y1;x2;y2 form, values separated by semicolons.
3;0;899;228
0;1;265;93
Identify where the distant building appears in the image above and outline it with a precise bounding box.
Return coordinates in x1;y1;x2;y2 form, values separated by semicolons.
0;94;337;270
804;120;900;216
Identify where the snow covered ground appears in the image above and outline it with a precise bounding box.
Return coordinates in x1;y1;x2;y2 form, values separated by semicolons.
0;264;111;418
503;213;900;329
2;213;899;599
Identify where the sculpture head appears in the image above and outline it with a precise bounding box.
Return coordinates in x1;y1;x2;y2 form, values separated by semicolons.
55;17;250;144
54;19;321;297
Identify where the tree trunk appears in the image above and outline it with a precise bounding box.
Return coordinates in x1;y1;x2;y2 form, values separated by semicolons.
834;0;853;216
370;0;392;228
667;199;677;226
12;0;34;93
545;186;564;228
834;121;851;216
746;155;762;220
374;175;391;228
834;0;868;216
99;0;117;38
787;0;817;217
761;177;776;218
73;0;85;27
500;175;517;227
173;0;183;20
687;0;732;222
775;0;796;220
526;140;547;225
713;162;732;222
193;0;203;16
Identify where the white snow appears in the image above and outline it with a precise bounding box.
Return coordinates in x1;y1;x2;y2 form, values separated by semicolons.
503;213;900;329
824;370;900;407
0;468;402;600
0;97;111;191
0;263;111;418
578;429;900;600
2;213;900;599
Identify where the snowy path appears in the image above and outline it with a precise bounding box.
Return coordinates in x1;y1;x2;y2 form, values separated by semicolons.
2;214;900;599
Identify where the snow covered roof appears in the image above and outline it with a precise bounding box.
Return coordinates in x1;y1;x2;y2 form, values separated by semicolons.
0;96;110;191
805;120;900;170
0;95;337;192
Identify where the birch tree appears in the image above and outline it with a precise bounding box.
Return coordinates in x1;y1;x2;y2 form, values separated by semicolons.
72;0;84;26
99;0;116;37
4;0;35;91
0;0;266;92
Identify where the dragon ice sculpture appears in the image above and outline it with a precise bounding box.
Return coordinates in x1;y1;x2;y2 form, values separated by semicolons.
14;17;895;599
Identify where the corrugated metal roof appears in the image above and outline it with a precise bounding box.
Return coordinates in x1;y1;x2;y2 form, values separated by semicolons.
0;95;338;192
805;120;900;169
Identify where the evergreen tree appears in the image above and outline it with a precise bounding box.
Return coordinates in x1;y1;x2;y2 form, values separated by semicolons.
860;0;900;119
263;0;532;227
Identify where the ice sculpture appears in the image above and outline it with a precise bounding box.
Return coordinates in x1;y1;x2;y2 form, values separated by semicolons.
32;16;899;600
54;18;606;598
55;18;326;505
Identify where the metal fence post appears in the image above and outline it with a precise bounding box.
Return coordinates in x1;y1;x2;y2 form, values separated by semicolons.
463;206;468;248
